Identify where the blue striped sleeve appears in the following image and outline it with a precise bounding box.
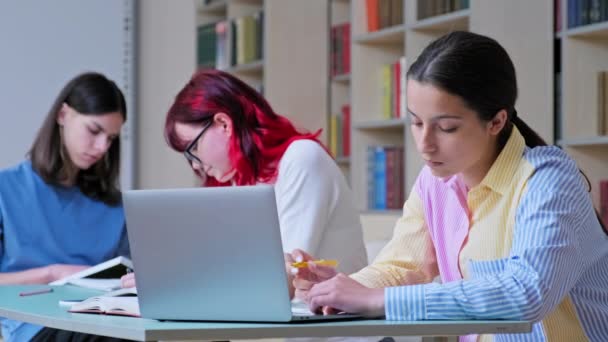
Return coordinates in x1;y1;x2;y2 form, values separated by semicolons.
384;147;602;322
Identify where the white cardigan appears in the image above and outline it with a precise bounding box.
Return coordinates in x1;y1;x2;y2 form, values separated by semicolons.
272;140;367;274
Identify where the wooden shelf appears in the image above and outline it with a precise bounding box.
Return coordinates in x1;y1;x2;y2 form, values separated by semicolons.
224;60;264;75
558;136;608;147
360;209;402;216
332;73;351;83
354;118;407;130
410;9;470;32
353;25;406;45
563;21;608;39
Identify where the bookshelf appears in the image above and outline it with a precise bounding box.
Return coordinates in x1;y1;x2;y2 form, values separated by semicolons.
557;0;608;210
328;0;353;181
197;0;264;88
195;0;329;143
349;0;553;219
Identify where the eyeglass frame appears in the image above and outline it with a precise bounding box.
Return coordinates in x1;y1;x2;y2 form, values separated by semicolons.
183;119;214;165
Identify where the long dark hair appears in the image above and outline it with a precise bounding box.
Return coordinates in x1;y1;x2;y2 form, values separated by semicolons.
408;31;606;234
29;72;127;205
165;69;323;186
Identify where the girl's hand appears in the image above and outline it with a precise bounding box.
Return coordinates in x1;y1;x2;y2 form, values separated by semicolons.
120;272;136;288
306;273;385;317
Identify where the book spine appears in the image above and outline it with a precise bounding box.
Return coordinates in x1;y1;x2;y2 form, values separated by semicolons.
342;105;351;157
399;56;407;119
381;64;392;119
374;147;387;210
393;59;401;118
367;146;376;210
366;0;380;32
385;147;396;209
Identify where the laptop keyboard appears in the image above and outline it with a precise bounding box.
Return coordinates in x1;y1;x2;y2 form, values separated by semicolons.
291;300;315;316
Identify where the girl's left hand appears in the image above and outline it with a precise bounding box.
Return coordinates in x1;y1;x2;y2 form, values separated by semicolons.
305;273;385;317
120;272;136;288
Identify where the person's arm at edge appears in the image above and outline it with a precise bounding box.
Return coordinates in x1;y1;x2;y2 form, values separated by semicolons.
350;187;439;288
384;156;601;321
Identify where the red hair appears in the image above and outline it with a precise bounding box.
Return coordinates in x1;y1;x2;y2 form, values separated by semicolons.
165;69;325;186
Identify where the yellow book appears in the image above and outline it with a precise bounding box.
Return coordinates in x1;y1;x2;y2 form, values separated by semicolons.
381;64;392;119
242;15;257;64
330;115;338;157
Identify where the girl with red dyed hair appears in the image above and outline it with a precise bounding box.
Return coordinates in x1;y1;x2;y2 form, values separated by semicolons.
122;69;367;297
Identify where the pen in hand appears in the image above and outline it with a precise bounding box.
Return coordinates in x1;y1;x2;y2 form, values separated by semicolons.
291;259;338;268
19;288;54;297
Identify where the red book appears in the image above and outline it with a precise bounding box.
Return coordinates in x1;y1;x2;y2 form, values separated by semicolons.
342;23;351;74
366;0;379;32
342;104;351;157
385;147;396;209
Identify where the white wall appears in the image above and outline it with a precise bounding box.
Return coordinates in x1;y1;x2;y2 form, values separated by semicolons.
136;0;198;189
0;0;135;188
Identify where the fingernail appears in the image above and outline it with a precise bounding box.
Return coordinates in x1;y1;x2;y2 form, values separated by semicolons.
290;268;298;275
296;255;303;262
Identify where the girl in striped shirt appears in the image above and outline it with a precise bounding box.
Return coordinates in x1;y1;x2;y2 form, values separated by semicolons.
292;31;608;341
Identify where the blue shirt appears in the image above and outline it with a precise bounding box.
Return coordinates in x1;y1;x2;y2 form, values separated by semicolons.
376;129;608;341
0;161;128;342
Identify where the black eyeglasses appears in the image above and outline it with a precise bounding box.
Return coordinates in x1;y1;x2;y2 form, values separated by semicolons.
183;120;213;165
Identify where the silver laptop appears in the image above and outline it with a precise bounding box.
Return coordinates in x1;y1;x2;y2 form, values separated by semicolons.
123;185;361;322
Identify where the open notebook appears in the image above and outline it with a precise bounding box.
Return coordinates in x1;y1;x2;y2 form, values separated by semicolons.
67;287;139;317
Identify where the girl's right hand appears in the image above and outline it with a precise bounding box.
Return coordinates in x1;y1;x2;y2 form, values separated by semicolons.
289;249;338;299
45;264;90;282
120;272;136;288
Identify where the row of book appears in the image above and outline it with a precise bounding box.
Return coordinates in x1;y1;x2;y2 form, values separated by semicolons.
365;0;404;32
597;70;608;136
565;0;608;29
380;57;407;120
417;0;470;20
329;105;351;158
331;23;351;77
601;180;608;227
196;11;264;69
367;146;405;210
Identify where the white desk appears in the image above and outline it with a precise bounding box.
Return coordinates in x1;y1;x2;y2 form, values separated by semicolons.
0;285;532;341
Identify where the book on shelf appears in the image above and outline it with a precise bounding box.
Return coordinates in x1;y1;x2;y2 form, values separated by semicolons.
379;57;407;120
68;287;139;317
331;22;351;77
598;70;608;136
329;104;351;159
367;146;405;210
365;0;404;32
330;114;339;157
417;0;470;21
233;11;264;67
381;64;392;119
197;22;217;68
49;256;133;291
342;104;351;157
567;0;608;29
215;20;230;70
